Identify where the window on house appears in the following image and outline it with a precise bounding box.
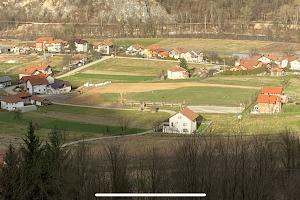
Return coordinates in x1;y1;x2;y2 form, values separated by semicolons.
183;123;187;126
178;116;181;119
171;122;174;126
183;129;188;132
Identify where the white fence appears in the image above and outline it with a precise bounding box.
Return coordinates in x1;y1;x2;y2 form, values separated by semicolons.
84;81;111;87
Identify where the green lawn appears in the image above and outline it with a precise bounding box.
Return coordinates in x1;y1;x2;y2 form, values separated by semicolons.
60;73;158;88
86;38;163;47
84;58;209;76
124;87;259;106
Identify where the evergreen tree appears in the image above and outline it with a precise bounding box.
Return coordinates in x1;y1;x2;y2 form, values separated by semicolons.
180;58;188;70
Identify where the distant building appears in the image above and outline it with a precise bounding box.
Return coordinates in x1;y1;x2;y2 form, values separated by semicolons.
0;76;12;88
73;38;88;52
167;66;189;79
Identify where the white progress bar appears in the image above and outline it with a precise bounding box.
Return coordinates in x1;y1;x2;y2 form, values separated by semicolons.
95;193;206;197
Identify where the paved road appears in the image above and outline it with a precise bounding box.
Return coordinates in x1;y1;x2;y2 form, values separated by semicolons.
188;105;243;114
55;56;112;79
4;84;22;95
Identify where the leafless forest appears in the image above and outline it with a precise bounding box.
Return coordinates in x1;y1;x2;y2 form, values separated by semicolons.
1;122;300;199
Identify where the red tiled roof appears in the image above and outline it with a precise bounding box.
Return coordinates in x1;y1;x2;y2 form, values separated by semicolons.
252;55;261;60
264;54;281;62
180;107;199;121
21;74;49;82
256;94;279;104
1;95;23;103
242;62;255;70
159;51;169;56
132;44;145;50
262;86;283;94
145;44;163;52
174;47;187;54
27;78;49;86
168;65;187;72
72;53;87;60
73;38;87;44
102;40;113;46
281;56;297;62
19;64;50;75
15;91;31;98
239;58;260;66
30;95;45;102
35;37;54;43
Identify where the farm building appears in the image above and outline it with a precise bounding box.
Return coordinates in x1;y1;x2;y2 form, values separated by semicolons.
48;81;72;94
1;95;24;111
163;107;199;134
30;95;51;106
0;76;12;88
167;65;189;79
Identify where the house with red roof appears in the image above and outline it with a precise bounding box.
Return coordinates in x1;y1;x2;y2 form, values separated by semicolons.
163;107;199;134
35;37;54;51
270;68;284;76
262;86;283;96
73;38;88;52
48;39;68;53
21;73;53;90
93;40;113;54
26;78;49;94
281;56;297;68
290;58;300;70
167;65;189;79
184;49;204;63
158;51;170;58
19;64;52;79
125;44;145;56
1;95;24;111
144;44;164;58
258;54;281;66
169;47;188;59
30;95;51;106
255;94;282;114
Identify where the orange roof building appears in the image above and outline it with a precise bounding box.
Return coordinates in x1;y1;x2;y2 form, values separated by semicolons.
19;64;52;79
262;86;283;95
167;66;189;79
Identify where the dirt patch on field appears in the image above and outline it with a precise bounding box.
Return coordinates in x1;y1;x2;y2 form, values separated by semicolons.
35;111;147;129
66;82;260;105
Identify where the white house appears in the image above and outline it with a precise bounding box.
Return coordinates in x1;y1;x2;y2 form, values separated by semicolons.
73;39;88;52
1;95;24;111
290;58;300;70
167;65;189;79
47;39;68;53
258;54;281;65
169;48;188;59
281;56;297;68
0;76;12;88
125;44;145;56
163;107;199;134
26;78;49;94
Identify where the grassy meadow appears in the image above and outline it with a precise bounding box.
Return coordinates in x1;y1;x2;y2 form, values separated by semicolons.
86;38;163;47
124;86;259;106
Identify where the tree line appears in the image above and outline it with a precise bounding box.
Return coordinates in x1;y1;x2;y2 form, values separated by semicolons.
1;122;300;199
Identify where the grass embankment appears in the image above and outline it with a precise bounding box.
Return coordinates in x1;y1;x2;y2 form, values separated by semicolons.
123;87;259;106
86;38;163;47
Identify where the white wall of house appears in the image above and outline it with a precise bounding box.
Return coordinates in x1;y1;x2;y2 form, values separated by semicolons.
167;70;187;79
258;57;271;64
290;60;300;70
163;113;197;134
47;76;55;84
27;81;48;94
1;101;24;111
48;43;63;53
75;42;88;52
30;99;42;106
169;50;179;59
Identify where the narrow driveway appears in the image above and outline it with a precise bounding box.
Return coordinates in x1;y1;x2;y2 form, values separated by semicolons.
55;56;112;79
4;84;22;95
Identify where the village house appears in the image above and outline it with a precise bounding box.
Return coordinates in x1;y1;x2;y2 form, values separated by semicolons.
21;74;53;89
71;53;87;67
290;58;300;70
1;95;24;111
35;37;54;51
125;44;145;56
73;38;88;52
26;78;49;94
47;81;72;94
184;49;204;63
144;44;163;58
255;94;282;114
48;39;68;53
258;54;281;66
11;46;20;53
163;107;199;134
167;65;189;79
0;76;12;88
169;48;188;59
281;56;297;68
19;64;52;79
158;51;170;58
270;68;284;76
30;95;51;106
15;91;32;104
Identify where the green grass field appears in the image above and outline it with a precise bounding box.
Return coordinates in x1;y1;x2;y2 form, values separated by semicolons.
84;58;209;76
124;87;259;106
86;38;163;47
60;73;158;88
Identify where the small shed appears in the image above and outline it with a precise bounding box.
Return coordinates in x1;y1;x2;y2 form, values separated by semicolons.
30;95;51;106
